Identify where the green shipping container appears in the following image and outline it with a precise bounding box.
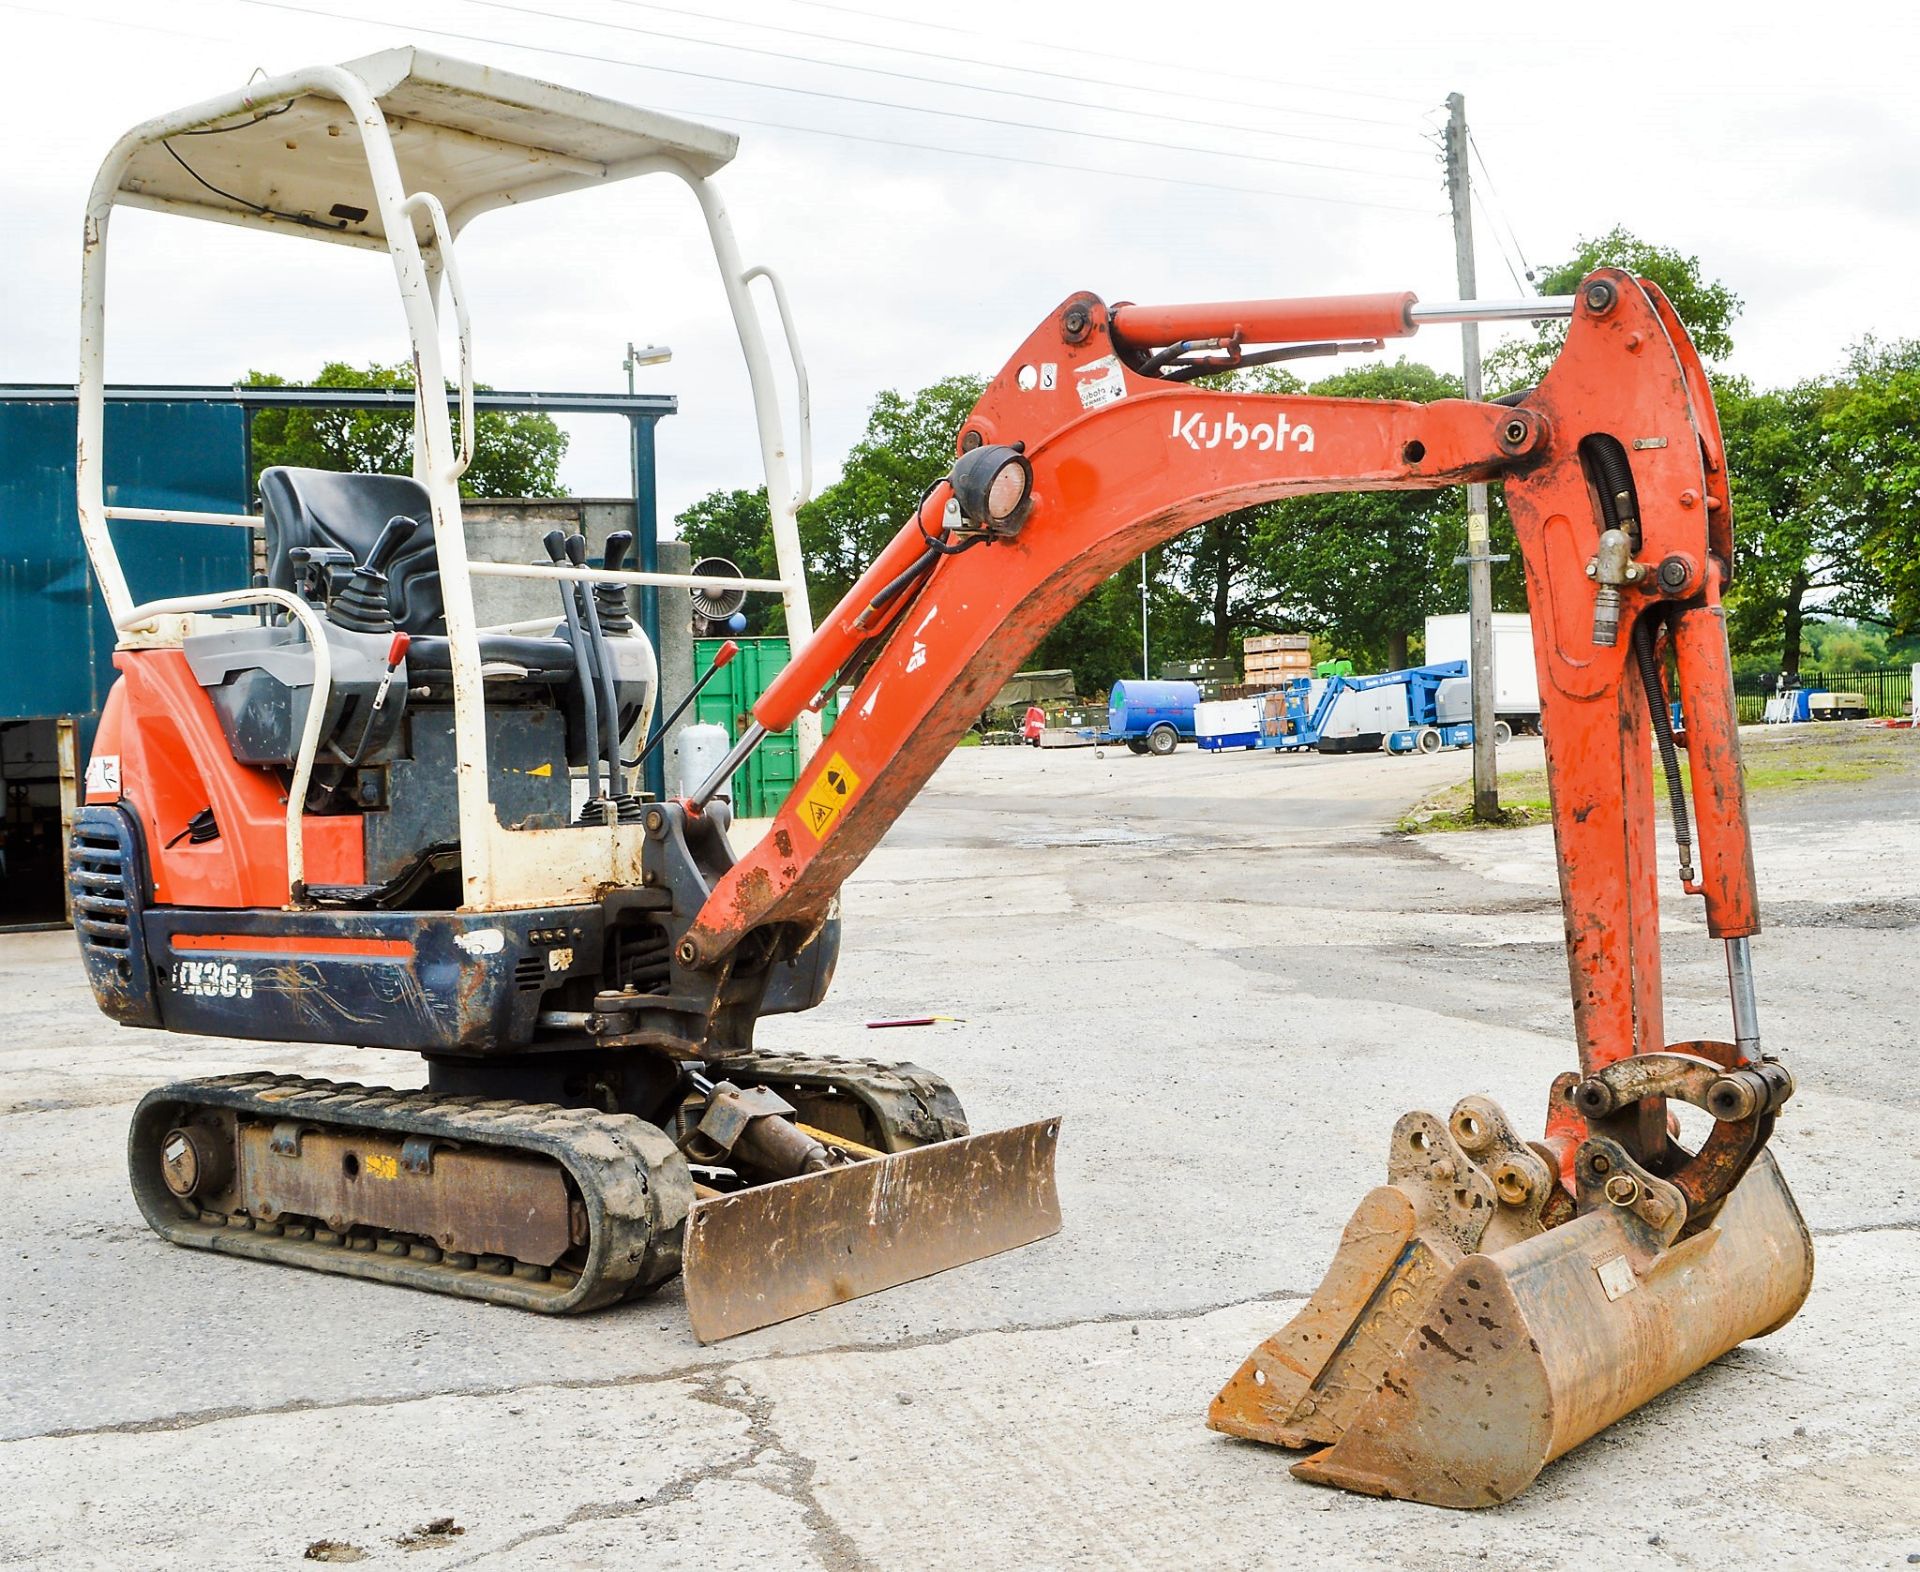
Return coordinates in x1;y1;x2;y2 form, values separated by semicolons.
693;637;839;818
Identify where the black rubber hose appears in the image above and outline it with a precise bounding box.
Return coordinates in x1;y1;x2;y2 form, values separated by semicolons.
1634;612;1696;883
1582;434;1639;542
565;533;627;799
1583;438;1688;875
869;538;942;614
545;529;601;800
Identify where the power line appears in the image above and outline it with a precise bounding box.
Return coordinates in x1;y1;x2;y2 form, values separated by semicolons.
599;0;1428;138
464;0;1426;173
216;0;1440;215
1467;130;1538;284
456;0;1429;184
1473;189;1528;294
782;0;1432;109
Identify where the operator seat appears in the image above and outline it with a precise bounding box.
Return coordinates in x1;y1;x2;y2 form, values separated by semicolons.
260;467;443;632
255;466;575;679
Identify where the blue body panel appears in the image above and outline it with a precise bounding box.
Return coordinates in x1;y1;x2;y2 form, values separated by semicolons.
1386;722;1476;754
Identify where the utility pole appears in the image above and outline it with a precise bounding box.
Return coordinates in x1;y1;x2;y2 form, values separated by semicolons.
1139;552;1151;678
1445;92;1501;822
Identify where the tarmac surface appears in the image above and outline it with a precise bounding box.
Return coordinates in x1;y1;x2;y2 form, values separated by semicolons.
3;731;1916;1570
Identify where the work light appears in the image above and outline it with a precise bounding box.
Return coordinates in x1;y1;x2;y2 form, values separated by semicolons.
947;443;1033;534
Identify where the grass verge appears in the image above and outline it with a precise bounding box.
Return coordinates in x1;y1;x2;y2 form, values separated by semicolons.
1397;722;1913;835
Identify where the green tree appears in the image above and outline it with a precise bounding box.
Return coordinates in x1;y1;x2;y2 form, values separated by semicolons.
1717;376;1880;676
1483;226;1742;391
1826;337;1920;635
243;362;568;497
1249;359;1509;670
1804;622;1888;671
1036;550;1207;696
796;375;987;615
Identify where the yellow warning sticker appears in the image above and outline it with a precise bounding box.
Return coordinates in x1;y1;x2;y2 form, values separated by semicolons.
799;752;861;840
363;1153;400;1181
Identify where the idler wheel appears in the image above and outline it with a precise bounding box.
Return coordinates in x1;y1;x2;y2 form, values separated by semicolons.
160;1124;232;1199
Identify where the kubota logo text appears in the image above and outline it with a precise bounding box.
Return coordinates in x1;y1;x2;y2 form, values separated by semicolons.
1172;409;1315;453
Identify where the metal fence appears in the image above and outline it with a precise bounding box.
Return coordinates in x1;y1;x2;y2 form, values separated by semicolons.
1732;667;1914;723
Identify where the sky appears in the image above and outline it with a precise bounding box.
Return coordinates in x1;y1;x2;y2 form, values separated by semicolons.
3;0;1917;530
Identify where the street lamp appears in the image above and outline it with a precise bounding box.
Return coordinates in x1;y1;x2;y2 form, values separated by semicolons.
1139;552;1150;679
623;341;672;394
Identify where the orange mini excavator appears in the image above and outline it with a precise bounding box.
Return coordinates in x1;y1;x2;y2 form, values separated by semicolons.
72;53;1807;1510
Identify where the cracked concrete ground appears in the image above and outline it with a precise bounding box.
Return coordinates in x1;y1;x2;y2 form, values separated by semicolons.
3;730;1917;1569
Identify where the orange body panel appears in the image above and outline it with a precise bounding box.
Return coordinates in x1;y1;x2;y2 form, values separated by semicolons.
86;649;363;908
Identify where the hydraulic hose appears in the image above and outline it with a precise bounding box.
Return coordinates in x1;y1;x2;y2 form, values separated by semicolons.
1635;608;1696;885
1582;435;1694;884
565;533;627;800
544;529;601;801
1582;435;1639;544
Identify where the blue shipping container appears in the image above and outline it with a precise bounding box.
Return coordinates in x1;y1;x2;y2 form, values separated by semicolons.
0;397;252;724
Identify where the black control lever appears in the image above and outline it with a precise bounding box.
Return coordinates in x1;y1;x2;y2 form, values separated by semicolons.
596;530;637;636
365;514;421;574
566;532;628;801
328;515;420;635
545;528;602;803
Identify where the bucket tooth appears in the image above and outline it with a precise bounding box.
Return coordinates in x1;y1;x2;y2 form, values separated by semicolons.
1289;1151;1813;1508
1211;1108;1541;1449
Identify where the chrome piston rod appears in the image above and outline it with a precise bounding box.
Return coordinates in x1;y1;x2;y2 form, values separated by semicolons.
1726;935;1764;1060
689;720;766;810
1409;296;1576;325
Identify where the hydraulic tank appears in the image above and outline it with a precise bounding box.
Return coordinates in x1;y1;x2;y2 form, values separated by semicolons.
1107;679;1200;737
677;721;733;802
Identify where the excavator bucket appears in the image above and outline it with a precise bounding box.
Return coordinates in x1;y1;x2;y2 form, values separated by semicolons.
1211;1097;1813;1507
681;1116;1062;1342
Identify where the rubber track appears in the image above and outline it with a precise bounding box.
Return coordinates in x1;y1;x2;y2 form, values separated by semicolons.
702;1052;970;1150
128;1072;695;1314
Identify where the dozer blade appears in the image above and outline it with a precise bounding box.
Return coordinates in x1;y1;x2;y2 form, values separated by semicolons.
682;1116;1062;1342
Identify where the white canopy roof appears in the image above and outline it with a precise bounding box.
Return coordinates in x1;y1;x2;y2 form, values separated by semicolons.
112;46;738;246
